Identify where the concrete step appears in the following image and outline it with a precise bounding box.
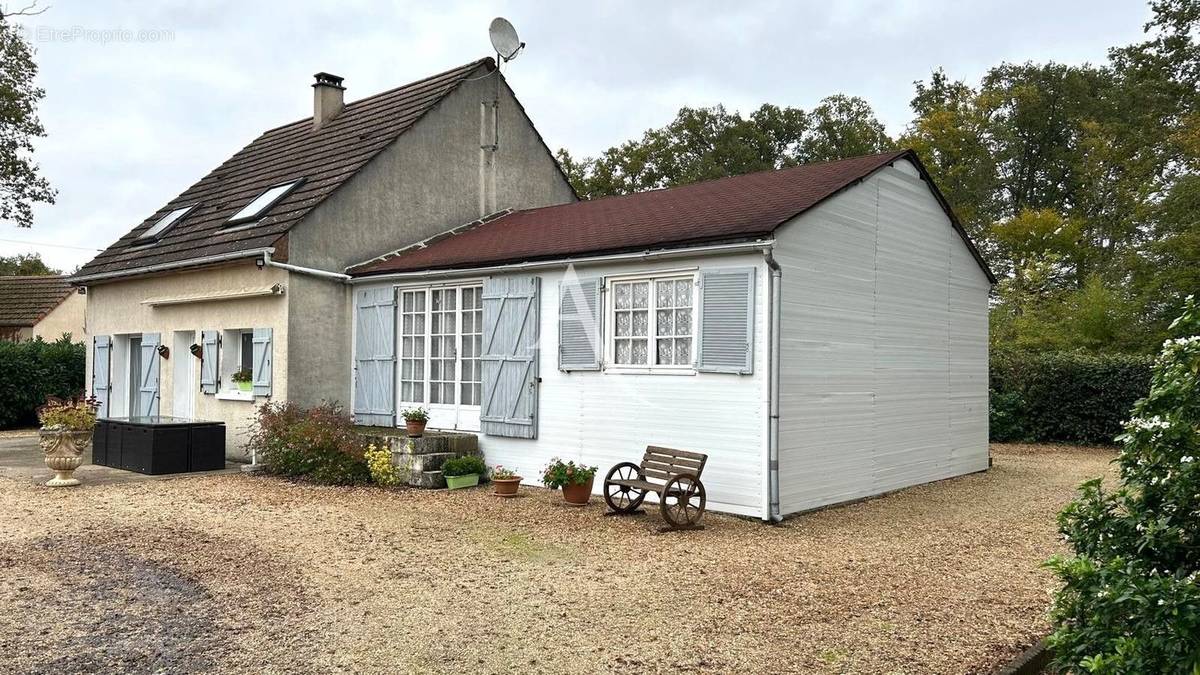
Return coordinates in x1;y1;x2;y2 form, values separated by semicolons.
411;470;446;489
408;452;458;473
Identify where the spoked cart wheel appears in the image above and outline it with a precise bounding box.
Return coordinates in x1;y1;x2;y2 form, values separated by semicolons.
603;462;648;513
660;474;706;529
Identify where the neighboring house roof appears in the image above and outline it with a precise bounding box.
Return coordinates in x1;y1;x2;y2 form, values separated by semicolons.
0;276;74;327
74;58;497;282
349;149;997;282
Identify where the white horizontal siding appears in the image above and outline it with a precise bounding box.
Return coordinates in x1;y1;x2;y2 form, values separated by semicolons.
775;159;990;515
358;252;768;517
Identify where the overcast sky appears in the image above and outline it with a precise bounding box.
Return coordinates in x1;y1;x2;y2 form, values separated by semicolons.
2;0;1151;272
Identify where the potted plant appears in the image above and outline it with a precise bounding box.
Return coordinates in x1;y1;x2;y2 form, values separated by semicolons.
402;407;429;437
541;457;598;506
442;455;486;490
231;367;253;393
37;396;98;487
491;465;522;497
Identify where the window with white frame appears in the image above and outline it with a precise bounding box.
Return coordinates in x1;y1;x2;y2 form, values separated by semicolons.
218;328;256;397
609;274;695;369
398;284;483;408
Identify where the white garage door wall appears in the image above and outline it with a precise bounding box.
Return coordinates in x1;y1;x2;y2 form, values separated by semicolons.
774;158;990;515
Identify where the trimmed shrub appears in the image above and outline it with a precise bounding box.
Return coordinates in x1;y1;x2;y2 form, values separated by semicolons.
990;351;1153;444
245;402;370;484
441;455;486;478
0;335;86;429
1045;297;1200;672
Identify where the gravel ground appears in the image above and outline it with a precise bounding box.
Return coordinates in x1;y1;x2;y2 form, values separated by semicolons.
0;443;1115;674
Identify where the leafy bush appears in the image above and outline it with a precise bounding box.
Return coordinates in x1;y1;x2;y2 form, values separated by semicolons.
990;351;1153;444
0;335;85;429
245;402;370;484
1045;297;1200;672
364;443;403;487
540;457;597;488
441;455;486;477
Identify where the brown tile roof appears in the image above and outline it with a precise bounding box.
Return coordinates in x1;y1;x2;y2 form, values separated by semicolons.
74;58;495;281
0;276;74;327
349;149;996;282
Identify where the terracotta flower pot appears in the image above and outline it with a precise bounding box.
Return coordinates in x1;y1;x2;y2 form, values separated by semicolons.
561;476;594;506
39;426;92;487
492;477;522;497
405;419;427;437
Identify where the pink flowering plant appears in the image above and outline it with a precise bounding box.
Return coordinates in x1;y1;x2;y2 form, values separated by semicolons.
540;457;597;488
1045;296;1200;672
491;465;520;480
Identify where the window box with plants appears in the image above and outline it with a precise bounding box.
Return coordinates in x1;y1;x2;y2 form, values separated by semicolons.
402;407;429;437
442;455;486;490
542;457;598;506
231;367;253;393
490;465;522;497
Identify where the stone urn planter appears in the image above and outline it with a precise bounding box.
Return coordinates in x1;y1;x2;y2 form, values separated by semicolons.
39;426;92;487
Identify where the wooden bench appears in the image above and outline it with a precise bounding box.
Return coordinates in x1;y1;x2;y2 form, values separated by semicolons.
603;446;709;530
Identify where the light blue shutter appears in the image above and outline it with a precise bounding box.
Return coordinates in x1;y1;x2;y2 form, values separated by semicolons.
200;330;218;394
480;275;539;438
138;332;161;416
695;268;756;374
558;277;602;371
353;287;396;426
92;335;111;418
252;327;272;397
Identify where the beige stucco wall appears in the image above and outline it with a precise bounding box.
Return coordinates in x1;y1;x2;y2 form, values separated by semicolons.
283;65;577;408
84;261;290;459
32;290;86;342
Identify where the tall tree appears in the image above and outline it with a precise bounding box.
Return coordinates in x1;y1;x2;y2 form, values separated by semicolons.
0;12;54;228
0;251;59;275
559;98;891;199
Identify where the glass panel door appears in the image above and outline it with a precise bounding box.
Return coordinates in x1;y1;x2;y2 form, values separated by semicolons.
429;288;457;405
460;287;483;407
393;284;484;432
399;290;426;404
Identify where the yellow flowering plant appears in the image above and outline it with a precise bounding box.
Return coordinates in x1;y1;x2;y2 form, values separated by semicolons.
365;443;402;487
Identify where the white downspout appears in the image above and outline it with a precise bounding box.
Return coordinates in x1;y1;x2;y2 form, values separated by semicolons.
262;251;350;282
764;248;783;522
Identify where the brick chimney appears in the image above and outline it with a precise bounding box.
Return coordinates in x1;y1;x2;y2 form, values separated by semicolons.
312;72;345;130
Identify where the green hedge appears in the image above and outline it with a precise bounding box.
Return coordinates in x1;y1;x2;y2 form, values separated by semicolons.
0;335;87;428
989;351;1154;444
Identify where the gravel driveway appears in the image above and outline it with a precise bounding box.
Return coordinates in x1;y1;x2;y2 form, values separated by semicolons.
0;443;1114;674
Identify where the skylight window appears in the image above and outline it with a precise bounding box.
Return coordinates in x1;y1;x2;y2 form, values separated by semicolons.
136;205;196;242
226;179;305;225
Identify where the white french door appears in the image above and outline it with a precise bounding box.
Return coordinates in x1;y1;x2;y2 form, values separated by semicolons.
396;284;483;431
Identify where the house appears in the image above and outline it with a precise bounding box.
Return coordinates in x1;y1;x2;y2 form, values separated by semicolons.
346;149;995;520
72;58;576;456
0;275;85;342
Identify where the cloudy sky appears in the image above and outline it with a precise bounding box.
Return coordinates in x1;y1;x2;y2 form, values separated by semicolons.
3;0;1151;272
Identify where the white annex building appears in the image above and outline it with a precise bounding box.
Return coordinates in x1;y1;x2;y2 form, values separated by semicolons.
348;149;995;520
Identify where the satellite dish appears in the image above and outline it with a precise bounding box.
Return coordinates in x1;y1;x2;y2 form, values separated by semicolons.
489;17;524;62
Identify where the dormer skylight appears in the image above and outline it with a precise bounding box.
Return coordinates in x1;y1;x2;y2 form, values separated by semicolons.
226;179;305;225
136;204;197;243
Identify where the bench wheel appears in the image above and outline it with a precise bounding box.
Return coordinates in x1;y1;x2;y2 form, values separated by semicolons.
660;474;706;529
604;462;647;513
